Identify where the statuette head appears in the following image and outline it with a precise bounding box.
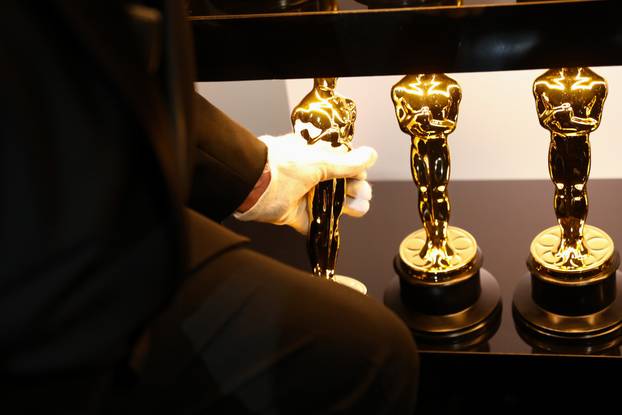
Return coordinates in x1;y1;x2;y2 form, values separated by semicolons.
391;73;462;139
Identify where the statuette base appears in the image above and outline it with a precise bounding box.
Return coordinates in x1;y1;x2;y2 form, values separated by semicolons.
513;242;622;345
530;225;614;274
332;275;367;295
513;260;622;344
514;315;622;355
384;249;501;346
398;226;478;278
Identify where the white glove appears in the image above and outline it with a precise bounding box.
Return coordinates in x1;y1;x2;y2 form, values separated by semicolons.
234;133;377;234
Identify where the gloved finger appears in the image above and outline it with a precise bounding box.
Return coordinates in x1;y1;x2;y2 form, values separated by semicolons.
346;179;372;201
319;146;378;181
259;132;307;149
343;197;370;218
288;200;310;235
291;218;309;235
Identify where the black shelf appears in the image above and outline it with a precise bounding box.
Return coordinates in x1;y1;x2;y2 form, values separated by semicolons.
191;0;622;81
224;179;622;411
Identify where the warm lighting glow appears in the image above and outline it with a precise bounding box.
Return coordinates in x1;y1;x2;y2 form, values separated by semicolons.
392;73;477;276
291;78;353;278
531;67;613;273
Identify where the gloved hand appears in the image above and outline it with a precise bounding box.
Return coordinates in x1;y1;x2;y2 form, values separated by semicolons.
234;133;377;234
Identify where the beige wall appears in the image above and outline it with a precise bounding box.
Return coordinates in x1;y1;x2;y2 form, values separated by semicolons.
197;65;622;181
195;80;292;138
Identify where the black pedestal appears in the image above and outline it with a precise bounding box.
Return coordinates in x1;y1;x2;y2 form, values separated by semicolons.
513;251;622;346
384;249;502;347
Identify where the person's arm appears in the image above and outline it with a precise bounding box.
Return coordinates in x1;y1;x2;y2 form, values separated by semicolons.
189;95;377;234
187;93;268;221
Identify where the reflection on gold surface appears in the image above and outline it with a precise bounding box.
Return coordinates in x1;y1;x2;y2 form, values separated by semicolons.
400;227;477;274
320;0;339;11
291;78;355;279
530;225;614;274
291;78;355;149
532;67;612;272
391;74;476;275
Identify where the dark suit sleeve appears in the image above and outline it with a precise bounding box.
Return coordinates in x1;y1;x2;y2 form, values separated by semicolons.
187;92;268;222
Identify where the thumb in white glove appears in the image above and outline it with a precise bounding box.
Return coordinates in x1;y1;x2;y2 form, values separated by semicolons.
234;133;377;234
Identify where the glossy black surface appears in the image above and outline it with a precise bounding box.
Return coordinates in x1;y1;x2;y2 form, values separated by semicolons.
513;270;622;343
529;254;619;316
224;180;622;357
384;269;502;345
393;251;484;315
224;180;622;412
190;0;622;81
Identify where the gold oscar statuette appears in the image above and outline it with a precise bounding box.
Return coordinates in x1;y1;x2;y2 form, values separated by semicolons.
513;67;622;347
383;74;501;346
291;78;367;294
